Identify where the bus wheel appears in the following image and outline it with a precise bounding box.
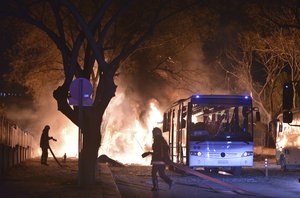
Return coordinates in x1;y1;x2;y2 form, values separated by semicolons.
204;168;219;173
231;167;242;176
280;156;287;171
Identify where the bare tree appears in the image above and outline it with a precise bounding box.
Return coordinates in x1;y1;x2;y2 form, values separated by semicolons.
274;30;300;108
219;32;287;143
0;0;199;185
260;0;300;107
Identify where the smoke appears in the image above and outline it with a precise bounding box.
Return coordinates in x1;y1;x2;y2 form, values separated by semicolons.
4;43;229;164
5;85;77;159
99;43;228;164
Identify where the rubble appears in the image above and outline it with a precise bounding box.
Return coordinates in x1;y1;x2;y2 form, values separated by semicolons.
98;154;125;167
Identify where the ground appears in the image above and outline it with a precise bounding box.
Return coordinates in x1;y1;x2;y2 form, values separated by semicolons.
1;156;300;198
111;157;300;198
0;158;107;198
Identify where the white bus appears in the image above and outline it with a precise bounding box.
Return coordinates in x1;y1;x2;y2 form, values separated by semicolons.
163;95;259;175
276;109;300;171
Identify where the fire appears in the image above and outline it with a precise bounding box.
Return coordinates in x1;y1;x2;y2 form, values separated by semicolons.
99;98;163;165
41;93;164;165
34;121;78;158
59;125;79;157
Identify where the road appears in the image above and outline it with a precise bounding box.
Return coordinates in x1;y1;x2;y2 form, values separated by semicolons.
110;159;300;198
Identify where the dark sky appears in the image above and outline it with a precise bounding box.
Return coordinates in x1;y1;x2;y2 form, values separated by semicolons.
0;27;11;76
0;21;26;94
0;22;29;109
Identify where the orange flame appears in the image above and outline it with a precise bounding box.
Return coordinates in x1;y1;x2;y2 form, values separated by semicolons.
37;93;163;165
99;99;163;165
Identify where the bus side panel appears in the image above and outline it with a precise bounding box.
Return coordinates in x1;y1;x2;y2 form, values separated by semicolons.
285;148;300;165
276;110;300;167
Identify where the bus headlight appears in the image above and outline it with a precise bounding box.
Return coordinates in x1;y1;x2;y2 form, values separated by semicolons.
190;151;202;156
242;151;253;157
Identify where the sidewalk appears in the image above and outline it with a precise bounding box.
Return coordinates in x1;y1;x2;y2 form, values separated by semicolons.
99;163;121;198
0;157;121;198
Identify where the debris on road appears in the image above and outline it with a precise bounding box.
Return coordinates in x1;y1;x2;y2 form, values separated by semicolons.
98;154;125;167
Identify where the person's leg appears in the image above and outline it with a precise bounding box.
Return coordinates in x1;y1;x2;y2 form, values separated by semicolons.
158;165;173;189
151;165;159;191
44;149;48;165
41;148;45;164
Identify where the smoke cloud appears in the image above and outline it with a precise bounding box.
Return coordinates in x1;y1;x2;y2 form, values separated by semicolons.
4;43;228;164
99;43;227;164
5;85;77;159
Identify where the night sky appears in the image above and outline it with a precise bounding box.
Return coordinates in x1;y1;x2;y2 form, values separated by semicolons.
0;25;11;81
0;18;30;99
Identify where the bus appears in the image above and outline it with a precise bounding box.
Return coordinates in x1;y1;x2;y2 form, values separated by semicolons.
277;81;300;171
276;109;300;171
162;95;259;175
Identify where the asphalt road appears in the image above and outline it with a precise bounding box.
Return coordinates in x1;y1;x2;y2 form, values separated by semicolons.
1;157;299;198
110;160;300;198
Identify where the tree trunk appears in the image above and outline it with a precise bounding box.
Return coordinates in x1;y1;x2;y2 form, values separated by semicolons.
79;108;102;186
53;86;103;186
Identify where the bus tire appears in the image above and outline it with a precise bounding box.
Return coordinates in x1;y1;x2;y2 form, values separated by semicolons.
204;167;219;173
231;167;242;176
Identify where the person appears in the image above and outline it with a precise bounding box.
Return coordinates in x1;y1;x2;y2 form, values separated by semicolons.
142;127;173;191
40;125;56;165
63;153;67;163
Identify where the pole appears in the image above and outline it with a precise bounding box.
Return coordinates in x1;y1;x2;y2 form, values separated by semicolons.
78;79;83;185
265;158;268;177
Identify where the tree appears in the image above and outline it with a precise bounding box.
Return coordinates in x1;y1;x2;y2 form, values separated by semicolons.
217;28;300;146
257;0;300;108
0;0;200;185
194;1;300;147
218;32;288;144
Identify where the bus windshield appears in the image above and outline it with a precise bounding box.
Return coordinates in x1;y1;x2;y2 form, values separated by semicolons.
189;105;253;142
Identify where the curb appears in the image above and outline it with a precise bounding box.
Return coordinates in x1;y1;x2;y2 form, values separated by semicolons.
99;163;122;198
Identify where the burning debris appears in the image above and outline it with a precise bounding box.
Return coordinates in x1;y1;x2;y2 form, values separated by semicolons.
98;154;125;167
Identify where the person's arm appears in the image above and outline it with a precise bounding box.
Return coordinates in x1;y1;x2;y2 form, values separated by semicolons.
49;136;57;141
141;151;153;158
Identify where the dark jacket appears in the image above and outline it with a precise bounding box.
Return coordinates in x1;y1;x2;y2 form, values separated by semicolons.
151;136;170;163
40;131;51;149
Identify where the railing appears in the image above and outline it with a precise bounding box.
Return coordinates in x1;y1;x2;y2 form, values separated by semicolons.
0;115;34;176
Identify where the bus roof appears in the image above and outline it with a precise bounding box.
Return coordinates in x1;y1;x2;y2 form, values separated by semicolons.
191;95;252;106
171;94;252;107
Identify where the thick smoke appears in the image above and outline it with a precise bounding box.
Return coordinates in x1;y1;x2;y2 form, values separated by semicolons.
4;44;228;164
5;86;77;159
99;44;228;164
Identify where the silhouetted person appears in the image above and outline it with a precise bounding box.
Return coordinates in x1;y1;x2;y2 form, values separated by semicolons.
142;127;173;191
63;153;67;163
40;125;56;166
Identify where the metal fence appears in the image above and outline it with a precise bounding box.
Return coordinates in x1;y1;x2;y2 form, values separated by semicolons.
0;115;33;176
